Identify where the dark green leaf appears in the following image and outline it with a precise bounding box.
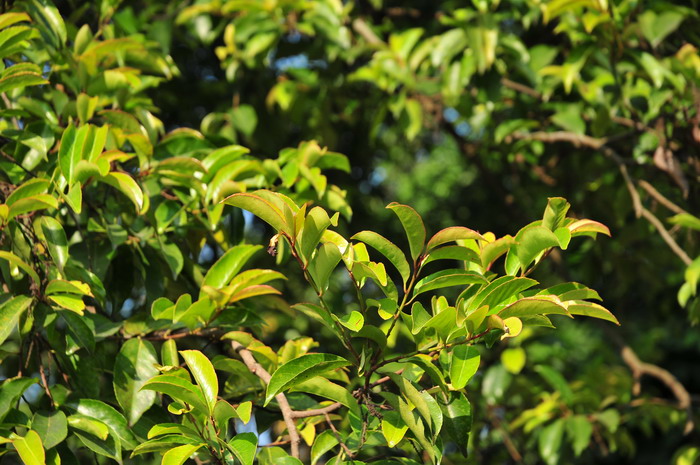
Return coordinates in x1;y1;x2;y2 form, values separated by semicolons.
265;353;350;405
387;202;426;261
113;338;159;425
352;230;411;285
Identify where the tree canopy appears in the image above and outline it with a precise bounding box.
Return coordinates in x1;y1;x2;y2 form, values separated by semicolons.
0;1;699;465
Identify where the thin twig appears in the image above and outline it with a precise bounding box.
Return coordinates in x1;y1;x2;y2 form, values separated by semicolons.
352;18;383;45
290;403;342;419
230;340;301;458
325;412;354;458
639;207;692;265
638;180;688;215
620;346;694;434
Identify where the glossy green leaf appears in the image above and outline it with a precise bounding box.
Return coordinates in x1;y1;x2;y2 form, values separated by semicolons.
514;225;560;270
300;206;335;261
308;242;342;292
32;410;67;449
229;433;257;465
39;217;69;273
542;197;570;231
421;245;479;267
12;430;45;465
441;392;472;456
0;377;37;422
223;192;289;233
161;339;179;367
352;230;411;285
201;244;261;293
7;194;57;220
338;310;364;332
567;219;611;237
426;226;485;251
450;345;480;390
113;338;159;425
387;202;426;261
291;377;360;416
311;430;338;465
69;399;137;450
100;172;144;213
382;410;409;447
180;350;218;413
668;213;700;231
60;309;95;354
265;353;350;406
5;178;49;205
0;251;40;283
162;443;204;465
22;0;67;49
67;414;109;440
413;269;487;297
0;295;33;345
499;296;571;319
566;300;619;324
140;374;209;414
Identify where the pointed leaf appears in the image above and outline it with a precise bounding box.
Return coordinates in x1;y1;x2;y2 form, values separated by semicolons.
352;230;411;285
265;354;350;406
387;202;426;261
450;345;480;390
201;244;261;293
413;269;487;297
39;217;69;273
12;430;45;465
113;338;159;425
100;172;144;213
427;226;485;251
180;350;218;413
222;192;289;233
162;443;204;465
0;295;33;345
229;433;257;465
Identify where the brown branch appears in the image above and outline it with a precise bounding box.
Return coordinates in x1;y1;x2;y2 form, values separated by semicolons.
230;340;301;458
501;78;543;100
325;413;355;458
352;18;383;45
290;402;342;419
637;180;688;215
511;131;606;149
621;346;694;434
38;359;54;407
639;207;692;265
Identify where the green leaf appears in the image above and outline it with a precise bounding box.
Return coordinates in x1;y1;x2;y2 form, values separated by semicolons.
113;338;159;425
0;295;33;345
308;242;342;292
338;311;364;332
12;430;45;465
0;377;37;422
58;125;81;186
387;202;426;261
140;375;209;414
472;277;538;311
60;309;95;354
100;172;144;213
499;296;571;319
501;347;526;374
161;339;179;367
0;70;47;94
5;178;49;205
162;443;204;465
69;399;137;450
201;244;262;293
229;433;257;465
265;353;350;406
422;245;479;267
639;10;685;48
180;350;218;414
514;225;560;270
413;269;487;297
21;0;67;49
299;206;335;261
311;430;338;465
566;415;593;457
450;345;480;390
67;414;109;440
542;197;570;231
441;392;472;456
382;410;409;447
535;365;574;405
352;230;411;285
668;213;700;231
73;430;121;463
567;219;610;237
39;217;69;273
223;192;290;233
0;251;40;283
291;377;360;416
32;410;67;449
7;194;57;220
538;419;564;465
426;226;485;251
566;300;619;325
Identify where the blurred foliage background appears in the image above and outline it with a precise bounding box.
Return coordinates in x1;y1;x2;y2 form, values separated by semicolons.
1;0;699;463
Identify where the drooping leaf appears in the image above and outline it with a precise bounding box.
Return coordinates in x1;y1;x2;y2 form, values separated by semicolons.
223;192;290;233
140;374;209;414
310;430;338;465
291;377;360;416
499;296;571;319
441;392;472;456
0;251;40;283
387;202;426;261
413;269;487;297
352;230;411;285
201;244;262;293
39;217;69;273
382;410;409;447
100;172;145;213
